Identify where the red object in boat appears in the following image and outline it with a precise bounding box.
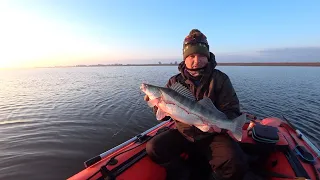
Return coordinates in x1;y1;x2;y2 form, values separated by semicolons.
68;115;320;180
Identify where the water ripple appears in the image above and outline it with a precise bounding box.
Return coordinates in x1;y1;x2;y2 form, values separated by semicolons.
0;66;319;180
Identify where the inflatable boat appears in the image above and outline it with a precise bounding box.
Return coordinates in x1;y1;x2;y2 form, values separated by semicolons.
68;114;320;180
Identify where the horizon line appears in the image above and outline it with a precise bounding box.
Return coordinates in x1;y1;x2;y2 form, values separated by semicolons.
34;62;320;68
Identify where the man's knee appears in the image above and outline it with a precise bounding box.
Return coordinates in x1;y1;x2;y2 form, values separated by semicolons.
145;131;168;164
209;134;248;180
146;136;168;163
145;137;154;153
146;129;189;164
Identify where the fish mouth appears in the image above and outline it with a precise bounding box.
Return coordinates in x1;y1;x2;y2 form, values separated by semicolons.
140;83;147;92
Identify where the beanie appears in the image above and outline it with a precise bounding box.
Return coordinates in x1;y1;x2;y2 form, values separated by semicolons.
182;29;210;60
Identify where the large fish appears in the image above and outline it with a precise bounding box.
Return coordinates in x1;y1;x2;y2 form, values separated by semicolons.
140;82;247;141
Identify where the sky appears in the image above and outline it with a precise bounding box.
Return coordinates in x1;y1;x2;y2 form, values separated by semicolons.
0;0;319;68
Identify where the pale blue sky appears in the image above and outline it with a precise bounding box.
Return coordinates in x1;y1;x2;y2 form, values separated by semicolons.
0;0;319;67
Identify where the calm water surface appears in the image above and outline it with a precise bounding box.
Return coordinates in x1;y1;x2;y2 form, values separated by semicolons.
0;66;319;180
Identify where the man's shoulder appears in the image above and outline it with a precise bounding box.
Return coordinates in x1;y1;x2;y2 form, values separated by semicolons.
211;69;229;81
168;73;183;81
167;73;183;85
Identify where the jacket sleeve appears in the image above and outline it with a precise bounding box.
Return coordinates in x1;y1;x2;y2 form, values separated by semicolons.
216;75;241;120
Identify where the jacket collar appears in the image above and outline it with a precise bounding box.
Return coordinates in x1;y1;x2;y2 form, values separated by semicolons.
178;52;216;84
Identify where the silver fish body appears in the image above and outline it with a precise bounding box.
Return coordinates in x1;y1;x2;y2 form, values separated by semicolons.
140;82;247;141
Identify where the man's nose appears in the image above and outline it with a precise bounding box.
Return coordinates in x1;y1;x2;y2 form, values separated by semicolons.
193;55;200;65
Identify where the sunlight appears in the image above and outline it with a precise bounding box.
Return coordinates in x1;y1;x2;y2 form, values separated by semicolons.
0;5;111;68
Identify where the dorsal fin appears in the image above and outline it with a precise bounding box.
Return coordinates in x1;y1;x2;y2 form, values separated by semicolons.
169;82;195;101
197;97;215;109
197;97;228;119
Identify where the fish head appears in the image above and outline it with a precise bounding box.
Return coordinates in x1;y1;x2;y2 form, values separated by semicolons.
140;83;162;100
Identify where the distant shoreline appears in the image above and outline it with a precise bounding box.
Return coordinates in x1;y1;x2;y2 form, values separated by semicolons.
42;62;320;68
217;62;320;66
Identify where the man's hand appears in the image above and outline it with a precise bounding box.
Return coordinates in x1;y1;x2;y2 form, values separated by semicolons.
207;126;222;133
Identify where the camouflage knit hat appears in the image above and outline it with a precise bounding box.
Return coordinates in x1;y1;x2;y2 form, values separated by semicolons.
183;29;210;60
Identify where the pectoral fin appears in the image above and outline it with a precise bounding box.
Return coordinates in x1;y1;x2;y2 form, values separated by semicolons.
156;108;168;120
147;98;159;107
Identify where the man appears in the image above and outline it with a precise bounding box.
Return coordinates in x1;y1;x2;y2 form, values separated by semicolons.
144;29;248;180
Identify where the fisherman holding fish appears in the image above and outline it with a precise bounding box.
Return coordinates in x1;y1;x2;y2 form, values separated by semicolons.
141;29;249;180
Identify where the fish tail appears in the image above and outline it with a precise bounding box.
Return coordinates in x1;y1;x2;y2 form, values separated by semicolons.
231;114;247;141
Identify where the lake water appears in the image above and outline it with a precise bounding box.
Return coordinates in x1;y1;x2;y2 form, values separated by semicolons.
0;66;319;180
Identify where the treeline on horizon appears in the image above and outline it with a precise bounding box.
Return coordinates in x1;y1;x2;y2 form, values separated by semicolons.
42;62;320;68
69;62;320;67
